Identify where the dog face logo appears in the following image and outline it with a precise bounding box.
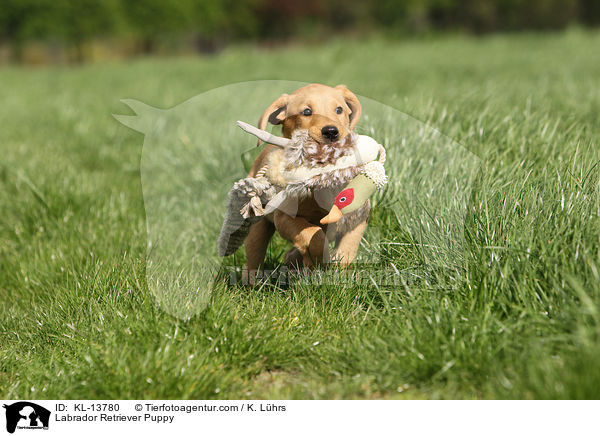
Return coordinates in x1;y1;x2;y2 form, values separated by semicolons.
3;402;50;434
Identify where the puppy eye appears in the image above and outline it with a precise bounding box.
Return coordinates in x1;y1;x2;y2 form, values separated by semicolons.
336;106;343;114
302;108;312;116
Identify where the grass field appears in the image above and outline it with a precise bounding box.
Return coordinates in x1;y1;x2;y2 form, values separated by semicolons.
1;29;600;399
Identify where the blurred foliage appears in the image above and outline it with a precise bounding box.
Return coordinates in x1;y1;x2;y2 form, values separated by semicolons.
0;0;598;62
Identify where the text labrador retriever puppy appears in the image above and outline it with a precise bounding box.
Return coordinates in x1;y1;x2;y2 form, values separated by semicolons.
244;83;369;282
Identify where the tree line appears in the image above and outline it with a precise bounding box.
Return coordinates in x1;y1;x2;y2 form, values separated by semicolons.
1;0;598;62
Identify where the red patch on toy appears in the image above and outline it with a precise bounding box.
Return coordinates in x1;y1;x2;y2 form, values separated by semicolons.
334;188;355;209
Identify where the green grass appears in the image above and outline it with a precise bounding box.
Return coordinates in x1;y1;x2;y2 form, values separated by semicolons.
1;29;600;399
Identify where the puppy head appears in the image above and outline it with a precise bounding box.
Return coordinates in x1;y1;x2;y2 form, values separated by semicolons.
257;83;361;145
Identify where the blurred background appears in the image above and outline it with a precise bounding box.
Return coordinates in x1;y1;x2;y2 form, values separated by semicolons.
1;0;600;64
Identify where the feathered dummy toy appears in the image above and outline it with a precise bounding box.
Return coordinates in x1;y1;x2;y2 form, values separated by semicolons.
217;121;387;257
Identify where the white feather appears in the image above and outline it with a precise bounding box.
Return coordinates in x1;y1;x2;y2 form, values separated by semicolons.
281;135;381;183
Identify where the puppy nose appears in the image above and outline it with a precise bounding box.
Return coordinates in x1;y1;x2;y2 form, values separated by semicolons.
321;125;339;141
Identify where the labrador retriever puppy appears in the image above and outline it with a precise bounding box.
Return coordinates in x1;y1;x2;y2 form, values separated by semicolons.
243;83;369;282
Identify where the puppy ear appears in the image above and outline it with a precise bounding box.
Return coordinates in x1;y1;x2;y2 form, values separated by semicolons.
257;94;288;145
336;85;362;130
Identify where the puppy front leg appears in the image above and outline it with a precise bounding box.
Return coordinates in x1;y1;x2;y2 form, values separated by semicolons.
243;218;275;285
274;210;329;267
332;219;367;266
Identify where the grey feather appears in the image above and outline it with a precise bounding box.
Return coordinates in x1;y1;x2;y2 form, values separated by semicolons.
217;177;276;256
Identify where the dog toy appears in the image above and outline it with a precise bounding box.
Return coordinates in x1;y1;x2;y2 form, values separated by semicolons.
217;121;387;257
320;160;387;224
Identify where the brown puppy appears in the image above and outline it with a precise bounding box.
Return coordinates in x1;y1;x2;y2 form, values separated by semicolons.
243;83;368;282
